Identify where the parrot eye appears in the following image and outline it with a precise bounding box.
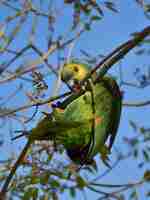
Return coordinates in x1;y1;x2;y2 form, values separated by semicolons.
73;66;79;72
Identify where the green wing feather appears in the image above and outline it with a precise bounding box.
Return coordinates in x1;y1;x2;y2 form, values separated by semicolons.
100;77;122;151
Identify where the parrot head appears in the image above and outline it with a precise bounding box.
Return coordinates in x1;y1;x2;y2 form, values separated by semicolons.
61;61;90;85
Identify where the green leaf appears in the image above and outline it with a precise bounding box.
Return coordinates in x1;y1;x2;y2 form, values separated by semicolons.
46;153;53;163
138;162;144;168
91;15;102;21
93;3;104;16
84;23;91;31
51;179;60;188
129;120;137;131
140;127;146;134
74;2;81;12
142;149;149;162
51;192;59;200
118;194;125;200
146;191;150;197
143;170;150;182
22;188;38;200
130;138;139;147
30;176;40;185
76;176;86;189
133;148;138;158
40;172;50;185
83;5;91;16
104;1;118;13
144;4;150;12
0;30;5;38
144;135;150;142
69;187;76;198
23;190;32;200
39;194;49;200
32;188;38;199
130;189;138;200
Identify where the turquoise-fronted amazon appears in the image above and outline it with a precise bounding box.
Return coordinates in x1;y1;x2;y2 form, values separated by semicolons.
60;61;122;164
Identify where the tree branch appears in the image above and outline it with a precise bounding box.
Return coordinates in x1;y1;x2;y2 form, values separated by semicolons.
0;91;71;118
89;26;150;82
123;100;150;107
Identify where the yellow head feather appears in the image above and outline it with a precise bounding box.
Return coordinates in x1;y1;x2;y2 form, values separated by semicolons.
61;62;89;82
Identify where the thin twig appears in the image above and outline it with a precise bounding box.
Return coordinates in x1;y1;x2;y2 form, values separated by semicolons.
0;29;84;84
81;26;150;84
123;100;150;107
0;91;71;118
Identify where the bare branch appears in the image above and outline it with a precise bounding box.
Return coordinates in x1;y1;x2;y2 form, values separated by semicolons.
123;100;150;107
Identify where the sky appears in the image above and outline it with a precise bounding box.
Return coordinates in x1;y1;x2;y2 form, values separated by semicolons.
0;1;150;200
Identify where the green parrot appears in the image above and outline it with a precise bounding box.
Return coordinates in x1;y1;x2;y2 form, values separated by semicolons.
60;61;122;164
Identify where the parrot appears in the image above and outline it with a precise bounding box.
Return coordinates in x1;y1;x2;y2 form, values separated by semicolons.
60;61;122;165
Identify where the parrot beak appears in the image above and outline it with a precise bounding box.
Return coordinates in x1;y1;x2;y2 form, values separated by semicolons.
61;70;79;92
61;69;77;85
66;79;81;93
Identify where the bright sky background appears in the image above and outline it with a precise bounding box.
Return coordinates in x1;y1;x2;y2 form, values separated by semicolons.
0;1;150;199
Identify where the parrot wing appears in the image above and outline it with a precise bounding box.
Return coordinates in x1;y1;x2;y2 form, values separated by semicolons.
101;77;122;151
